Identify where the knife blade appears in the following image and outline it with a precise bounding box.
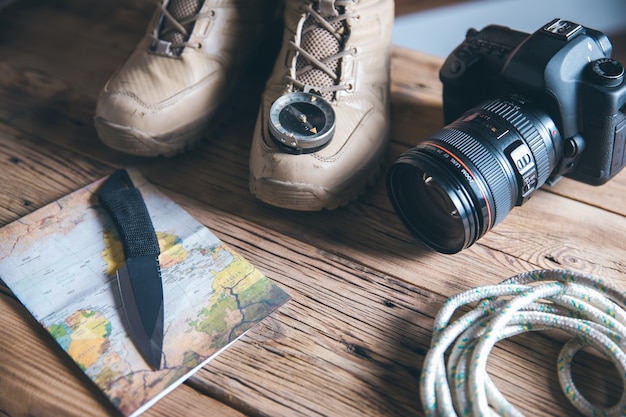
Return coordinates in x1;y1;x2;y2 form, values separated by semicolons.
98;169;164;370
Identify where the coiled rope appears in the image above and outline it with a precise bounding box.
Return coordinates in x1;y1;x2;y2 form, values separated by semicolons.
421;269;626;417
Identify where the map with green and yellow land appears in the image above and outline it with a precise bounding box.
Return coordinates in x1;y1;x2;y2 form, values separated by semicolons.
0;170;289;417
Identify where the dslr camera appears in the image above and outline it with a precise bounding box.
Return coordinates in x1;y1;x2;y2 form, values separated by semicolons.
387;19;626;254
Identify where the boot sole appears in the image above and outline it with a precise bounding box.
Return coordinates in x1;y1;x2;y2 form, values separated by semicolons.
250;152;385;211
94;116;210;158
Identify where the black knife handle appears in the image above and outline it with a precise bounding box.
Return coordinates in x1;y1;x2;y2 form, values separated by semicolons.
98;169;160;259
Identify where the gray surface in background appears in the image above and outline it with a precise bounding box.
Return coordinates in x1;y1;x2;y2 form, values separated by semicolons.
393;0;626;57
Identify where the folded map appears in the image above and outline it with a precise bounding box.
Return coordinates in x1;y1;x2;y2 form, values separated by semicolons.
0;169;290;416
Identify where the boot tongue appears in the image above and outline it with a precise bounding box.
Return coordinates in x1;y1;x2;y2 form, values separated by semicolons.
296;3;345;100
318;0;338;17
159;0;202;49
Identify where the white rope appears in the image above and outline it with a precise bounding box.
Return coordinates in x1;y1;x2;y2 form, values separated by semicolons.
420;269;626;417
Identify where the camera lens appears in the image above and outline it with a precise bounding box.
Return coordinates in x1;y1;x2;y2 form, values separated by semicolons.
387;97;561;253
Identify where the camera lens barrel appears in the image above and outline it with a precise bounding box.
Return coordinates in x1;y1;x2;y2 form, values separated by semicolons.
387;97;560;253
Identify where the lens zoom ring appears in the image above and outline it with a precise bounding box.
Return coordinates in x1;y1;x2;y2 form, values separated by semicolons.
432;128;513;226
481;100;552;186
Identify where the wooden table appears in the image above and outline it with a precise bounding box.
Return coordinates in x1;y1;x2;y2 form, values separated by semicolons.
1;1;624;416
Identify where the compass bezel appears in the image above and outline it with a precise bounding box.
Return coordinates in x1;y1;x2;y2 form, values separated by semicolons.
268;92;336;154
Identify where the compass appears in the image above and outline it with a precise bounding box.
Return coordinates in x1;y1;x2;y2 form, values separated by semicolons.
268;92;336;154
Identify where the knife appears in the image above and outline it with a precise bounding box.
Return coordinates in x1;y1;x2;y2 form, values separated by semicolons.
98;169;164;370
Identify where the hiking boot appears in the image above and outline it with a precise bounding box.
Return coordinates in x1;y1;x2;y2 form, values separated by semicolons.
95;0;275;157
249;0;394;210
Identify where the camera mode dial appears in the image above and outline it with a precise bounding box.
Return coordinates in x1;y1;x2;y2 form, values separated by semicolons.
268;92;336;154
590;58;624;87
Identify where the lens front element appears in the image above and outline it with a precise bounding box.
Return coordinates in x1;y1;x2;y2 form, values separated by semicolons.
387;145;488;254
387;98;560;253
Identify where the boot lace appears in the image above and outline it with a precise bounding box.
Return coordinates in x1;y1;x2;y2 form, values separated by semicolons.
287;0;357;100
150;0;210;56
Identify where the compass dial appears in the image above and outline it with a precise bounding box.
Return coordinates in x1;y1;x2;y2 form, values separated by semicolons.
268;92;336;154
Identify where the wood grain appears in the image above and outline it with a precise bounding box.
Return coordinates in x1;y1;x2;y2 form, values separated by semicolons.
0;1;625;416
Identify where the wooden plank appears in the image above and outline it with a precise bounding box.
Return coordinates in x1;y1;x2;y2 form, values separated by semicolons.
0;122;112;225
148;384;247;417
0;0;152;167
0;293;118;417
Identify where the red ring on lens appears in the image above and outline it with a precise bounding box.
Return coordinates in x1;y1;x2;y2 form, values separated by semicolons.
424;141;494;231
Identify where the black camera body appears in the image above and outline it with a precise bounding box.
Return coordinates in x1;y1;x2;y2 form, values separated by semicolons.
387;19;626;253
440;18;626;185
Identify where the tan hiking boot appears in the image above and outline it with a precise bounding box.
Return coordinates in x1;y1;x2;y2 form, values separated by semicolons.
249;0;394;210
95;0;275;157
